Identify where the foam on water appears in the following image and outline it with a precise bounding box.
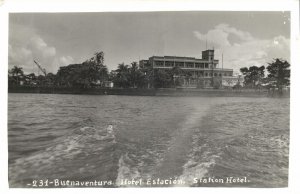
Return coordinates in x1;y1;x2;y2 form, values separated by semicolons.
8;95;289;188
9;124;117;187
115;153;141;186
179;100;289;187
180;158;216;185
179;134;221;186
114;103;214;187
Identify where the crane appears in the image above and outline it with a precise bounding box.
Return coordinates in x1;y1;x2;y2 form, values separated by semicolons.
34;60;47;76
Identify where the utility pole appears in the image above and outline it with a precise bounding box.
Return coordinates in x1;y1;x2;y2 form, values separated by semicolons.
222;53;223;70
221;53;224;89
211;50;214;88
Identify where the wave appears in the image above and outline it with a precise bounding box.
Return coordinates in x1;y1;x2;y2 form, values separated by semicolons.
179;100;289;187
115;103;213;187
9;124;117;187
180;157;217;185
179;142;220;186
115;153;141;187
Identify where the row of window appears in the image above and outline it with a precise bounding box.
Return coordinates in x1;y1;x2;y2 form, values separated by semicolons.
154;61;214;68
194;72;232;77
206;73;232;77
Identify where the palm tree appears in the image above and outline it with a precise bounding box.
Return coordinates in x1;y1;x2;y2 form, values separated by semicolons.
8;66;24;85
129;62;141;88
10;66;23;76
113;63;130;88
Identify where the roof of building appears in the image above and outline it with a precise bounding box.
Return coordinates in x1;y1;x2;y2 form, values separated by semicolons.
147;56;219;63
151;56;197;60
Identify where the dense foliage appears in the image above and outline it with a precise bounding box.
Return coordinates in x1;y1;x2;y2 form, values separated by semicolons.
239;58;290;90
8;52;290;91
266;59;290;88
9;52;109;88
240;65;265;88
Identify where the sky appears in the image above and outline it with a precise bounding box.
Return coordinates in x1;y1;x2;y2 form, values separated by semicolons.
8;11;290;74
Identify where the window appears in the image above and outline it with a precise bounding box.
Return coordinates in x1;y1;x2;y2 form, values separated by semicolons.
165;61;173;67
155;61;164;67
205;64;208;68
186;62;194;68
175;62;184;67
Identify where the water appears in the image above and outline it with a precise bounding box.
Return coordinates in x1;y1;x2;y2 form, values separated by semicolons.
8;94;289;187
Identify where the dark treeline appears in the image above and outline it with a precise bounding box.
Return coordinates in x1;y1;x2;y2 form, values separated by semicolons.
9;52;109;89
8;51;290;92
239;58;290;93
8;51;195;89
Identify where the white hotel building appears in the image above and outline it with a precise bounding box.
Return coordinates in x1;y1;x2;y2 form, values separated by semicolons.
139;49;242;88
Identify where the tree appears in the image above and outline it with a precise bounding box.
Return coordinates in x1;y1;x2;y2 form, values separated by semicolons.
24;73;37;86
240;65;265;88
266;58;290;93
112;63;131;88
83;51;108;85
8;66;24;86
170;66;184;77
45;73;56;86
94;51;104;66
56;51;109;88
153;69;173;88
140;66;154;89
110;62;148;88
36;75;46;86
128;62;145;88
9;66;24;77
170;66;184;87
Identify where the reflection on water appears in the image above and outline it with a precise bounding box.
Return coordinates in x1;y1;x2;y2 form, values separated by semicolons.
8;94;289;187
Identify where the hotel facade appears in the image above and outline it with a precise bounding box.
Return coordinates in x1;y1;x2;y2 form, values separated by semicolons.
139;50;242;88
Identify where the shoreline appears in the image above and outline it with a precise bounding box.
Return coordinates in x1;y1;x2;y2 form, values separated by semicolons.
8;86;289;98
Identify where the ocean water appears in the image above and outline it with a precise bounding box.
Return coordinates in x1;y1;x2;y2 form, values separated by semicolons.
8;94;289;187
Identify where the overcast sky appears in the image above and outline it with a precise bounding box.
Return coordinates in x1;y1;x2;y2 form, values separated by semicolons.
9;11;290;74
